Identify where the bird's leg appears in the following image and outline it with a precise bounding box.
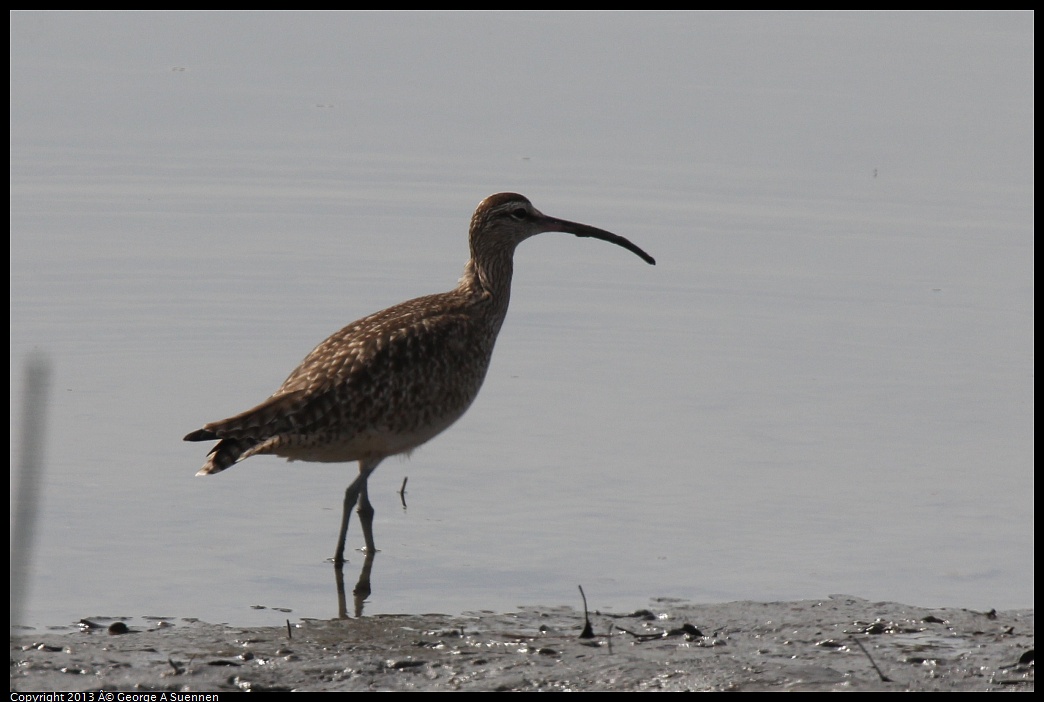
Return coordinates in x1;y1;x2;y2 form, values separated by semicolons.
356;480;377;554
334;458;382;566
335;480;360;567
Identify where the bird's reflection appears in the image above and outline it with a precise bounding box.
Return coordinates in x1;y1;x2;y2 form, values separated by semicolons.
335;549;376;618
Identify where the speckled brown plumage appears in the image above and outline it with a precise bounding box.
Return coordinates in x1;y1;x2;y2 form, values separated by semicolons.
185;192;654;563
184;287;499;473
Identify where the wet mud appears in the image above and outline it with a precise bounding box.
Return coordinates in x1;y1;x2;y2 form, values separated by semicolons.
11;595;1033;692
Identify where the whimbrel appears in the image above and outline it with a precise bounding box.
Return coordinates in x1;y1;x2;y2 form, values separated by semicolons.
185;192;655;565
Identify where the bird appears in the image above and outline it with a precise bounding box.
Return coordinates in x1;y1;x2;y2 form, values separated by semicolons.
185;192;655;566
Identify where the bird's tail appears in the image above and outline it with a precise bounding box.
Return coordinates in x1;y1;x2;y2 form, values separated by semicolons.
184;429;253;476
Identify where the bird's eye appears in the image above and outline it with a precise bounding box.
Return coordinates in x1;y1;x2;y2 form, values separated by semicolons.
509;208;528;220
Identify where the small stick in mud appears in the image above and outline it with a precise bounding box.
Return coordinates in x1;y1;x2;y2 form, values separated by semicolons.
578;585;595;639
851;635;892;682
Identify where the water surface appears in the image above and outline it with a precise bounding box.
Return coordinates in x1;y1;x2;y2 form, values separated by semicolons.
10;11;1034;628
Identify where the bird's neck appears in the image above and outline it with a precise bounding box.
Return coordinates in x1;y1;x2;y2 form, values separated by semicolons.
458;254;514;320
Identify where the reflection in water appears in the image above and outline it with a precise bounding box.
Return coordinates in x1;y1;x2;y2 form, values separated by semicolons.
335;550;377;619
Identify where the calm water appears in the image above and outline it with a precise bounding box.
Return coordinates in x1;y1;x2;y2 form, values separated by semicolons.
10;11;1033;629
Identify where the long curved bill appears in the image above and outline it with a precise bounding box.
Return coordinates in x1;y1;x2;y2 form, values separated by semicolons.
541;215;656;265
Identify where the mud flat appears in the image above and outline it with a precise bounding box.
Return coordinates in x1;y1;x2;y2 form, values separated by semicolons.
10;595;1033;692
